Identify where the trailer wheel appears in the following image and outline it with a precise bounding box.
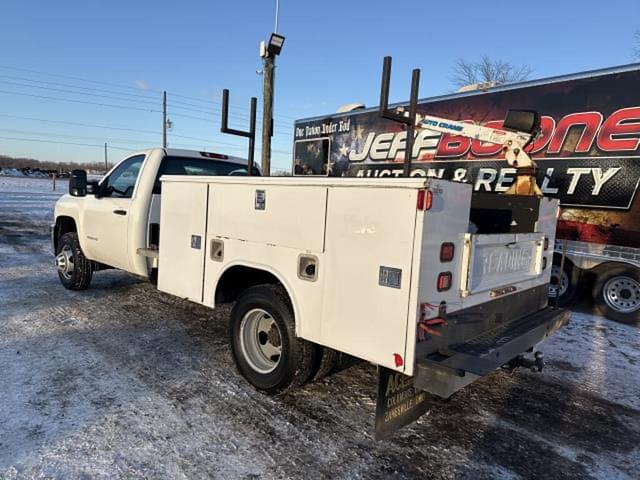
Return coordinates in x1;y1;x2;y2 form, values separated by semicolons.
548;257;577;307
56;232;92;290
592;266;640;325
229;284;315;394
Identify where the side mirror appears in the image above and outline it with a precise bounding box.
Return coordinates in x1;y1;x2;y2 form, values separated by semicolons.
503;109;540;135
87;180;100;196
69;169;88;197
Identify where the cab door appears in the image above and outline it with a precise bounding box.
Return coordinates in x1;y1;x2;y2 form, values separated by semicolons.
81;154;145;271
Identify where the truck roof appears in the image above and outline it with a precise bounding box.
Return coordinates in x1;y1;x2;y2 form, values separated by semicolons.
130;148;249;166
295;62;640;123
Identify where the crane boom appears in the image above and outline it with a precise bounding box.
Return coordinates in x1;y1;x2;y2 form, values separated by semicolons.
415;112;542;196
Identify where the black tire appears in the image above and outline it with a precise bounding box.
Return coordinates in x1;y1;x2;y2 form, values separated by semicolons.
548;256;577;307
229;284;315;394
56;232;92;290
310;346;338;382
592;265;640;325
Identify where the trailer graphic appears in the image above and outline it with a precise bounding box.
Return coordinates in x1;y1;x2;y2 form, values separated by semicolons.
293;64;640;323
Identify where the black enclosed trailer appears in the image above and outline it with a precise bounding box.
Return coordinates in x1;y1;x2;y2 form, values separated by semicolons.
292;63;640;324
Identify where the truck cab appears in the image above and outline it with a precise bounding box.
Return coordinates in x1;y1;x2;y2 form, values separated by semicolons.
53;148;257;288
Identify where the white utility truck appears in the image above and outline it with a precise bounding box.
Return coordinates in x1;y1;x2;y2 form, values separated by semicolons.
53;139;569;437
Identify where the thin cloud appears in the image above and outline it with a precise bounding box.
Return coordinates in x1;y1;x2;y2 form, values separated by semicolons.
135;79;150;91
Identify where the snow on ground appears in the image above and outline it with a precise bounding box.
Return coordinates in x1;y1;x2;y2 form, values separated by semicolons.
0;176;639;479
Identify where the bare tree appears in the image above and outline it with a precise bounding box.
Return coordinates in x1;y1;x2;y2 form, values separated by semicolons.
451;56;532;89
0;154;110;173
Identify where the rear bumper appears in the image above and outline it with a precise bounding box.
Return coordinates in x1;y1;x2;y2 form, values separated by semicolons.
414;303;570;398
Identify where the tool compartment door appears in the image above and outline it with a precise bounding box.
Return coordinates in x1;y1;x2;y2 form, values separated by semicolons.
320;187;418;371
158;181;208;302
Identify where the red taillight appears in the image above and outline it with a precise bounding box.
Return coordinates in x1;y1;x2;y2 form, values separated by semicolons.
440;242;455;262
417;189;433;211
437;272;452;292
200;151;229;160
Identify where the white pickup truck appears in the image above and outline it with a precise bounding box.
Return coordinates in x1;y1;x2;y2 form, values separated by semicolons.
53;146;569;437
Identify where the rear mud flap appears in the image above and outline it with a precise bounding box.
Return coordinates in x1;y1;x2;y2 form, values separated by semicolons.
374;367;430;440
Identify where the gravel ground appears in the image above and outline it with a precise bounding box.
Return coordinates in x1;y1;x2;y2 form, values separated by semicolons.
1;177;639;479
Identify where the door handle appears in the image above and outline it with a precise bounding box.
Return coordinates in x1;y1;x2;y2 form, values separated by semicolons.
113;209;127;216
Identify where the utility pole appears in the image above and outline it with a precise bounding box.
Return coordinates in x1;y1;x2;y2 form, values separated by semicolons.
260;57;275;176
162;91;167;148
104;142;108;173
259;2;285;176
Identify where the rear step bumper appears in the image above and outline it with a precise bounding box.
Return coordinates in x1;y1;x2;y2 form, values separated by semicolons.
414;306;570;398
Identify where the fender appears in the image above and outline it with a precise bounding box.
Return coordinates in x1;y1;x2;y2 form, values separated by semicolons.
213;260;303;336
53;195;90;258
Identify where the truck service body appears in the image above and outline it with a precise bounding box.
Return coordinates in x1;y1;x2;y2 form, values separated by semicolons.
292;63;640;323
53;144;568;437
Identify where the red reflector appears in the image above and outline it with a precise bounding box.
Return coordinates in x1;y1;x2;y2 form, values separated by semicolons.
440;242;455;262
393;353;404;367
437;272;452;292
417;189;433;210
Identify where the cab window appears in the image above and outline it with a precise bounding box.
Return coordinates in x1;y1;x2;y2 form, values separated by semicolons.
152;156;259;194
102;155;145;198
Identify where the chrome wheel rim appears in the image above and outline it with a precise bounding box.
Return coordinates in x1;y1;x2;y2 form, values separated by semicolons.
56;244;75;280
548;265;568;298
239;308;282;374
603;276;640;313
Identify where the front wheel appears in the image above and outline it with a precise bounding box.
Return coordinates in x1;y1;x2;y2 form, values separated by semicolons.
229;285;315;394
592;266;640;325
56;232;92;290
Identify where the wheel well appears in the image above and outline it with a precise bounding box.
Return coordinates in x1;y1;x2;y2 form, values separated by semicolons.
215;265;284;304
54;216;77;252
552;253;575;269
590;261;640;277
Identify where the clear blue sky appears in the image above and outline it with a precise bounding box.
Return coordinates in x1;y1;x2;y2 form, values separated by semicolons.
0;0;638;171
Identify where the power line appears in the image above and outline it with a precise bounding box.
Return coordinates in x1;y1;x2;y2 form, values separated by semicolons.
0;79;160;108
0;128;151;145
0;64;299;123
0;112;293;148
0;64;163;95
0;135;135;150
0;76;283;125
0;113;202;142
0;78;250;121
0;125;292;156
169;90;298;121
0;74;158;102
0;85;293;134
0;89;160;113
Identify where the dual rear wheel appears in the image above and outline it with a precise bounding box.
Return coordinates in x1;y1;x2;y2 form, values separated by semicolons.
229;285;337;394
